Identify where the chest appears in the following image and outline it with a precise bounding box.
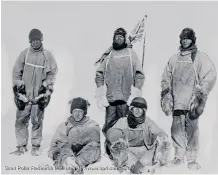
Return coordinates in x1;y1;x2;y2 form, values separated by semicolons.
107;50;132;71
173;55;196;82
67;125;88;144
25;51;46;67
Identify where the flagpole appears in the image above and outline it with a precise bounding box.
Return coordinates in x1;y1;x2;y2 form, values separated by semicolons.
142;15;147;68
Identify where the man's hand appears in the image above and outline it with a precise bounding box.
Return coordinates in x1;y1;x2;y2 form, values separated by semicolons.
64;157;79;170
130;160;144;174
157;136;169;145
96;86;109;111
17;93;29;103
42;81;47;88
127;86;142;106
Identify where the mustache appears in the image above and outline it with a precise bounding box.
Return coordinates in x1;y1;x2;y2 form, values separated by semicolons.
112;40;127;50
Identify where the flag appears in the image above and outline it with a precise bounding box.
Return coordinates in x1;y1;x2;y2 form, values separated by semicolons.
129;15;147;45
129;15;147;67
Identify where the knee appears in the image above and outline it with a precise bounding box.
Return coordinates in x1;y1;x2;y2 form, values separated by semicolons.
171;125;177;136
15;117;29;128
156;146;171;166
106;128;124;144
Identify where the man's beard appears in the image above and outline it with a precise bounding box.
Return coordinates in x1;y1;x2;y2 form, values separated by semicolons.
112;40;127;50
31;43;42;50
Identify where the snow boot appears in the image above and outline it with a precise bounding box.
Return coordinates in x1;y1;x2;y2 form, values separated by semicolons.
166;157;183;168
10;146;28;156
31;145;40;156
187;161;201;170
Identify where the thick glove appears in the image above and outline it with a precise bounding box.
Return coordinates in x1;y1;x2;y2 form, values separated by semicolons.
161;89;173;116
189;85;207;120
127;86;142;106
64;157;82;174
130;160;144;174
156;136;171;166
13;84;28;110
95;85;109;111
33;84;52;110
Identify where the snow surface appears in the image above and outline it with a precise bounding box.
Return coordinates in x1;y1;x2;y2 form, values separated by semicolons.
2;1;218;174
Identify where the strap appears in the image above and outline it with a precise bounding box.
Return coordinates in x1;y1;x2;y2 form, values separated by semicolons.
22;48;30;81
104;49;134;81
24;48;46;69
172;53;199;85
128;48;133;78
104;51;112;80
193;58;199;85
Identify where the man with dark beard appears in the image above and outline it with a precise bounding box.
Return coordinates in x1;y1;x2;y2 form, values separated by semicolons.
161;28;217;170
11;28;58;156
105;97;170;174
95;28;145;134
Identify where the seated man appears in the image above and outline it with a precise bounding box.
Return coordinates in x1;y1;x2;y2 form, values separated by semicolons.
48;97;101;174
105;97;171;174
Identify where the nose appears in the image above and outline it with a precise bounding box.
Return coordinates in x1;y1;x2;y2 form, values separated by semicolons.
184;39;188;44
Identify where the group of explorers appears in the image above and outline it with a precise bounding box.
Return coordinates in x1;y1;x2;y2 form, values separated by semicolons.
10;27;217;174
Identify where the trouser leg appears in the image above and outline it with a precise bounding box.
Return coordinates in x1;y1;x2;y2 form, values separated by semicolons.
186;115;199;162
15;105;31;147
30;105;44;147
171;110;188;159
102;102;128;133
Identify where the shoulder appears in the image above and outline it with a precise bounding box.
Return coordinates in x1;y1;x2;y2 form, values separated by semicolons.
144;117;156;126
113;117;128;129
196;51;211;62
22;48;30;54
56;122;68;134
164;53;178;68
20;48;29;56
43;49;55;60
86;117;100;127
128;48;137;57
169;53;178;63
17;48;29;61
195;51;216;68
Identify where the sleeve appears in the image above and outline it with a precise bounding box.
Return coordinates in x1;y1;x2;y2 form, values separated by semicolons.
48;123;74;162
44;51;58;88
148;119;167;138
197;53;217;96
76;124;101;167
95;56;107;88
131;50;145;90
161;56;175;92
12;50;26;87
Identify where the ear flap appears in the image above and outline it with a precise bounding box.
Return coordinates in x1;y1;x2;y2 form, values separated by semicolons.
86;100;91;107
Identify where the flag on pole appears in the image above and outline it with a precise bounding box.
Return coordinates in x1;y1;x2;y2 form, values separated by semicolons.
95;15;147;66
129;15;147;44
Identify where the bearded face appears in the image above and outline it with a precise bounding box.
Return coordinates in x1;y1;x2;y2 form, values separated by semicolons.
112;34;127;50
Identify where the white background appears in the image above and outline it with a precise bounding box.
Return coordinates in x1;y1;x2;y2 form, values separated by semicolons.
2;1;218;174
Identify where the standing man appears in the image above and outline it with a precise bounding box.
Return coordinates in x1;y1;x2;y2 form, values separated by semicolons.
11;28;58;156
161;28;217;170
95;28;145;134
